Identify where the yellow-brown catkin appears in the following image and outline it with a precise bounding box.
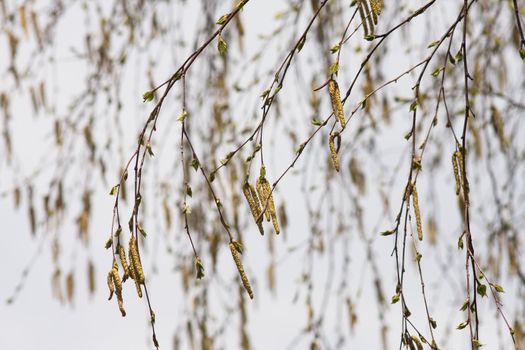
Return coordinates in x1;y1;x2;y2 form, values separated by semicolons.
357;1;370;37
270;210;280;235
411;183;423;241
452;151;461;195
129;262;143;298
411;335;423;350
128;236;144;298
360;0;375;35
111;261;126;317
328;79;346;128
256;177;271;222
107;271;115;300
329;134;340;172
117;244;130;281
242;182;264;235
256;177;279;234
369;0;383;23
404;182;412;201
230;242;254;299
129;236;145;284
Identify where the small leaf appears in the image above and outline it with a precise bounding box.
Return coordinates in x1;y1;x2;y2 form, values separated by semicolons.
260;89;270;99
493;283;504;293
431;67;443;77
454;51;463;62
142;90;155;102
186;185;192;197
138;224;147;238
427;40;439;48
472;339;484;348
146;142;154;157
477;283;487;297
458;237;464;250
114;227;122;237
177;110;188;123
216;14;229;25
460;299;469;311
218;35;227;55
409;100;418;112
195;257;205;279
330;43;341;54
296;143;305;155
182;203;191;215
364;34;375;41
391;293;400;304
311;118;324;126
191;158;199;171
412;156;422;171
519;48;525;60
105;238;113;249
456;320;469;330
329;62;339;74
297;35;306;51
109;185;118;196
380;229;395;236
429;317;437;329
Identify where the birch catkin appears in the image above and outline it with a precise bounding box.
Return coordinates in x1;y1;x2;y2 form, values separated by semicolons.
128;236;144;298
411;183;423;241
256;177;271;222
107;271;114;300
129;236;145;283
369;0;383;24
230;241;254;299
242;182;264;235
329;133;340;172
452;152;461;195
111;261;126;316
357;1;370;37
256;169;280;234
117;244;130;281
328;79;346;128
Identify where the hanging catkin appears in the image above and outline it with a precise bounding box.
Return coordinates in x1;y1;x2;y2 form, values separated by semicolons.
110;261;126;316
117;244;130;281
230;241;254;299
128;236;144;297
242;182;264;235
328;79;346;128
329;133;340;172
452;151;461;195
411;183;423;241
369;0;383;24
256;168;280;234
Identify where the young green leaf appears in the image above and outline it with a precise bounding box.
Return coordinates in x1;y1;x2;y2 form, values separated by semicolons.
142;90;155;102
218;35;227;55
195;257;205;279
216;14;229;25
477;284;487;297
456;320;469;330
391;293;401;304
